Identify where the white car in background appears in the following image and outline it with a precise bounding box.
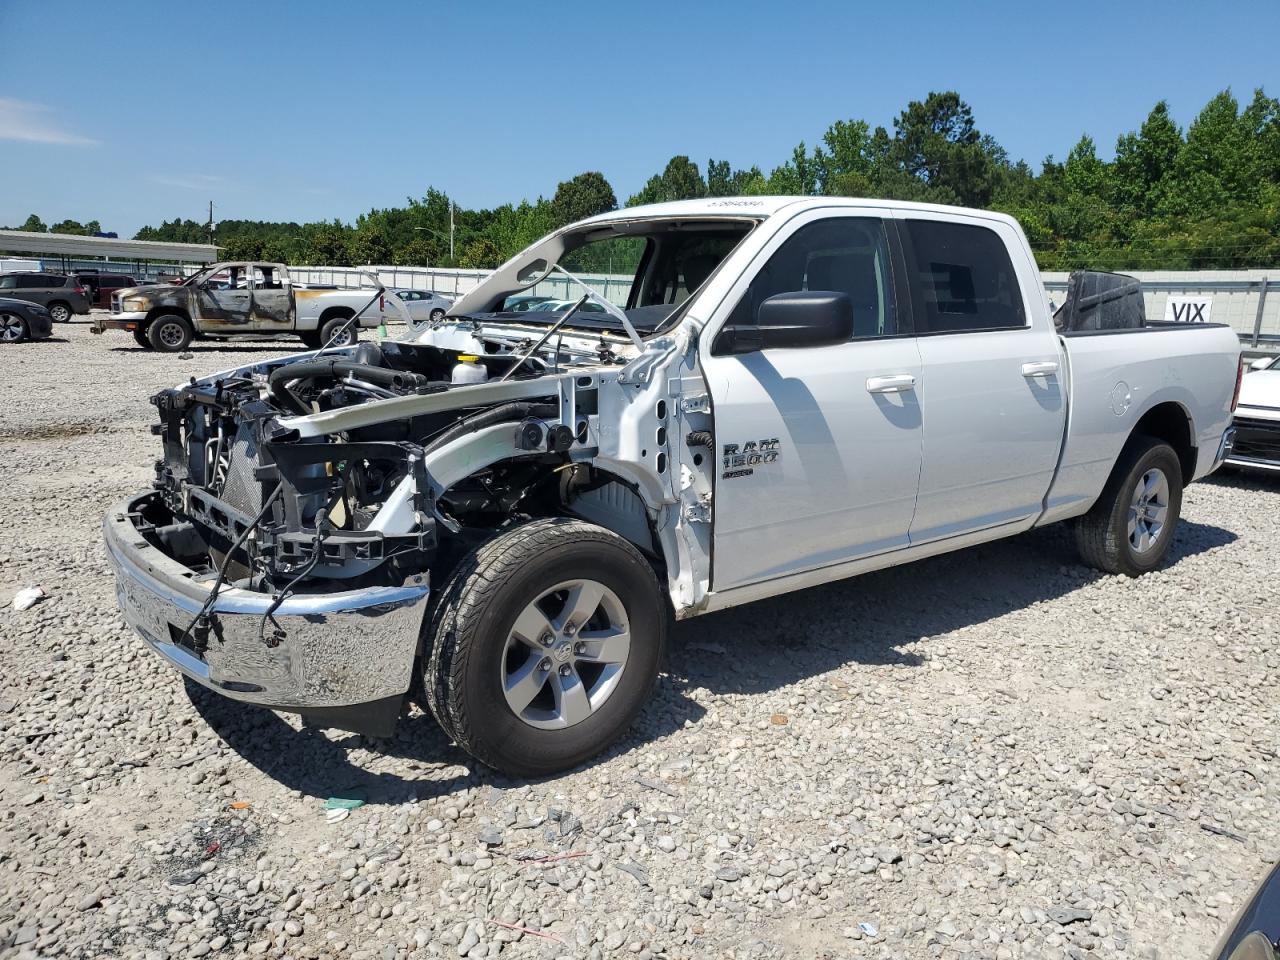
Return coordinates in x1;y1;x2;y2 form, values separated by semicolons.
388;288;453;323
1226;355;1280;472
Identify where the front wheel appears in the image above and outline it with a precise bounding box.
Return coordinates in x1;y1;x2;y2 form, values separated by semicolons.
147;314;193;352
1;311;29;343
423;518;667;777
1075;435;1183;576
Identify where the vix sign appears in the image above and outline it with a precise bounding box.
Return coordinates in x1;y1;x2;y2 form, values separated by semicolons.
1164;296;1213;323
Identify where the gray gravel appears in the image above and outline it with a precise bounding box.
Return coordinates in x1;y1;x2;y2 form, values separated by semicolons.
1;318;1278;959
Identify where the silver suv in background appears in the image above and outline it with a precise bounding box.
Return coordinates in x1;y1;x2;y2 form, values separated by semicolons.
0;272;92;322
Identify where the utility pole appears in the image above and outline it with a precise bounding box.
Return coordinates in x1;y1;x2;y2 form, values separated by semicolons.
449;200;455;262
207;200;215;247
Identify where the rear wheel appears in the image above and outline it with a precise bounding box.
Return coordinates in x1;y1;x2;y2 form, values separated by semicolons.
318;314;358;348
47;301;71;323
430;308;445;322
1075;435;1183;576
0;312;29;343
147;313;193;352
423;518;667;777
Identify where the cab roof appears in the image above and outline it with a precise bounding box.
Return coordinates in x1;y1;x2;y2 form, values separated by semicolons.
577;195;1019;228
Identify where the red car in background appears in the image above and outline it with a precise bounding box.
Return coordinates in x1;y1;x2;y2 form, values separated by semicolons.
74;272;141;308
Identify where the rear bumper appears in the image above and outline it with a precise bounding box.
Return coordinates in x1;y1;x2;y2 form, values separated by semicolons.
104;492;430;714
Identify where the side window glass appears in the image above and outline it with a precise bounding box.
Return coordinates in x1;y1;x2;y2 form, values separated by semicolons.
903;220;1025;333
732;217;898;340
0;276;15;289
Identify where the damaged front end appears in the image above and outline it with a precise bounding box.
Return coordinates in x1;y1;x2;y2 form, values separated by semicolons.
104;332;627;735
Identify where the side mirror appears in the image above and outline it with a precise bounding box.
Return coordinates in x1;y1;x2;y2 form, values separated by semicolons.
712;291;854;354
1251;356;1273;372
756;291;854;348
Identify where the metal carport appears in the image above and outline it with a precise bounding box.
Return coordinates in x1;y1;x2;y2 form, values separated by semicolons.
0;230;218;272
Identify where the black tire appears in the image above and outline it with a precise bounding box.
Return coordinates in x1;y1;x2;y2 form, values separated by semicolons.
318;314;359;348
131;326;151;348
423;518;667;777
47;301;72;323
1075;435;1183;577
147;313;193;352
429;308;445;322
0;311;29;343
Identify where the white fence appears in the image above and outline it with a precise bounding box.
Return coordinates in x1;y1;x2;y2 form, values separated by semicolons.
287;264;633;307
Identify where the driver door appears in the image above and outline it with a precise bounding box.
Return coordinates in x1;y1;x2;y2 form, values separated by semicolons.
701;211;924;591
195;264;253;328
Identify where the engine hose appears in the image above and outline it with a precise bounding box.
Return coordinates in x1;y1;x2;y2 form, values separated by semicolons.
268;360;428;412
423;401;558;455
686;430;714;449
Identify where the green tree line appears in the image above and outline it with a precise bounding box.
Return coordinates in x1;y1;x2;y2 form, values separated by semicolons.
12;89;1279;272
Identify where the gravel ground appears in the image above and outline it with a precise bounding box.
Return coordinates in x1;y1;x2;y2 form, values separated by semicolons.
1;317;1278;960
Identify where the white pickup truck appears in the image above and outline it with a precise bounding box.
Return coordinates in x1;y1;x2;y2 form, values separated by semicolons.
102;197;1242;777
92;261;394;352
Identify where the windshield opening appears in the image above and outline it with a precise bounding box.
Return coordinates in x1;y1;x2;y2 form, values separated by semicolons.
480;219;757;336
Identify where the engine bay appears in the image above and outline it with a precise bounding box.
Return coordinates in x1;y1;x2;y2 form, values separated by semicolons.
137;327;621;613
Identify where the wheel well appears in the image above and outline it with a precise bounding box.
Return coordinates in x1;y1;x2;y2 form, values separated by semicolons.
319;306;355;324
1131;401;1195;485
438;463;665;573
146;306;189;325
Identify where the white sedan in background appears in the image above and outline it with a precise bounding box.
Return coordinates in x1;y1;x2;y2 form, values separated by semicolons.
388;288;453;323
1227;355;1280;473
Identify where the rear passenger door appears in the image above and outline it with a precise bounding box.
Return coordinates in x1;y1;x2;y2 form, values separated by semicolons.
897;213;1066;543
703;211;924;590
248;265;294;332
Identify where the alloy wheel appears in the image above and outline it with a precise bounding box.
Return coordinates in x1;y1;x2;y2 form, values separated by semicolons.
1128;467;1169;553
500;579;631;730
0;313;25;342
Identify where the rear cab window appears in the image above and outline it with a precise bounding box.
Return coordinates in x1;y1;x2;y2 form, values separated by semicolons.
901;219;1025;333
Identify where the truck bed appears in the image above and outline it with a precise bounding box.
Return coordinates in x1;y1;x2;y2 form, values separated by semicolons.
1041;323;1241;525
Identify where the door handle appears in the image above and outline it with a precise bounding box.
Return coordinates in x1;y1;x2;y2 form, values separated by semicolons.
866;374;916;394
1021;361;1059;377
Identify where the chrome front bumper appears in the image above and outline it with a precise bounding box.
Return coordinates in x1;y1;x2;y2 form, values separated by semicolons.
104;493;430;713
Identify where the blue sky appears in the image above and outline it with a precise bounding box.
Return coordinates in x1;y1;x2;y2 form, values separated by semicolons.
1;0;1277;237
